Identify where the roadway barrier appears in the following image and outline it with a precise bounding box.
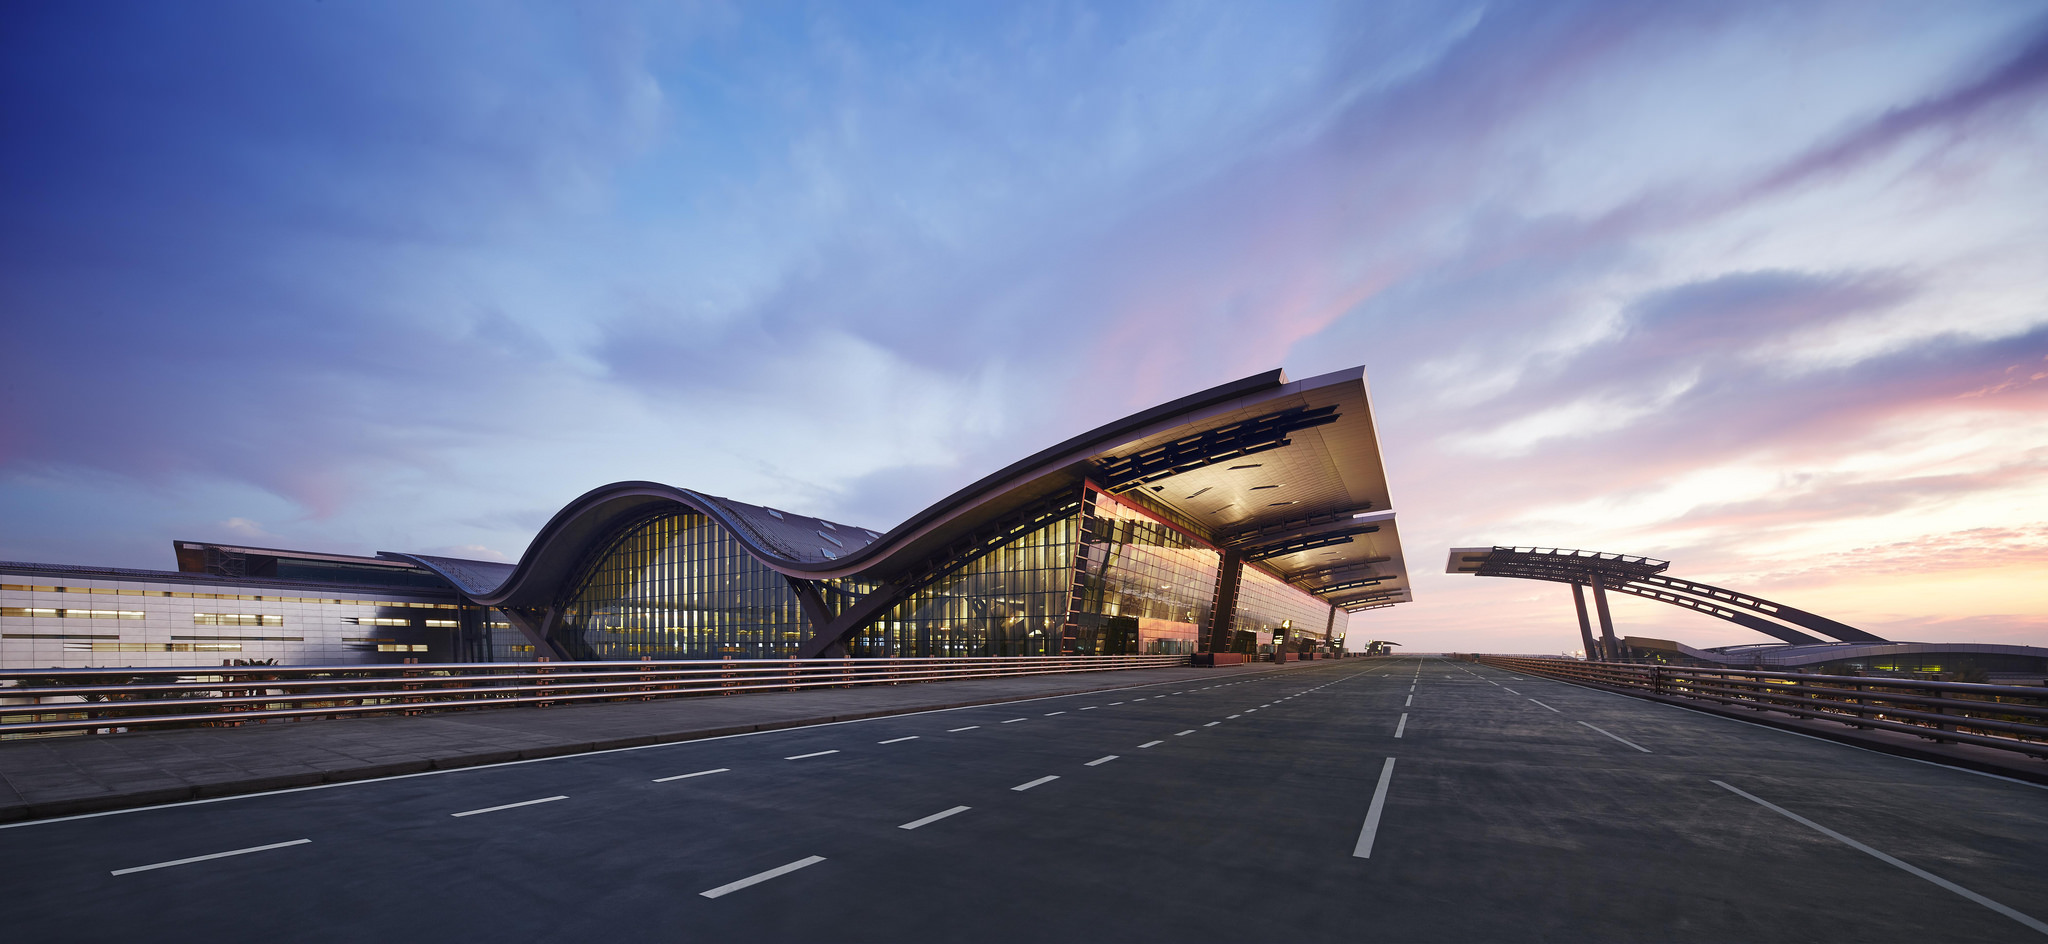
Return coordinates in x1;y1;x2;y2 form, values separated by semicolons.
1474;656;2048;761
0;655;1186;739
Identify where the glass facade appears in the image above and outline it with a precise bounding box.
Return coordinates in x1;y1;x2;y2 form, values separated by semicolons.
850;517;1076;657
1069;490;1220;655
559;512;810;660
1233;564;1337;653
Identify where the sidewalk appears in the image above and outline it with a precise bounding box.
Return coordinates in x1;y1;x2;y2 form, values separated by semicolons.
0;662;1293;823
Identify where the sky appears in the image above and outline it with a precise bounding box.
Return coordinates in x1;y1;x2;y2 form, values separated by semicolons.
3;1;2045;654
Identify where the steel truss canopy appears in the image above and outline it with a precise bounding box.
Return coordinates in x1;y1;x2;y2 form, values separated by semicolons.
1446;546;1885;645
387;366;1411;657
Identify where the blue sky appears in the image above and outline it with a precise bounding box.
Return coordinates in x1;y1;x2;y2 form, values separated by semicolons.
4;1;2045;652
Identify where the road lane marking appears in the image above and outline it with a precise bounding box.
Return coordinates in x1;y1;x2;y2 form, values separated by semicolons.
949;726;981;732
701;856;826;898
1712;781;2048;936
1086;755;1119;766
1394;714;1407;738
112;839;310;876
452;796;568;817
1503;687;1521;695
1245;709;1258;713
1404;694;1413;707
1109;701;1125;705
1080;707;1099;711
655;768;731;782
1352;758;1397;859
1138;740;1164;748
1133;697;1148;701
1528;698;1560;713
785;750;840;760
1175;729;1195;736
1012;775;1059;792
1228;714;1243;719
1001;718;1028;724
1044;711;1066;716
1204;721;1222;726
1578;721;1651;752
899;806;971;830
877;736;919;745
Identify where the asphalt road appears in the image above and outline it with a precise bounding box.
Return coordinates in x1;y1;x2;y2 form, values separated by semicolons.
6;657;2046;942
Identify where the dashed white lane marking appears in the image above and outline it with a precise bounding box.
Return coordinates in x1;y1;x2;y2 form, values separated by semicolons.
1353;758;1397;859
1503;687;1521;695
1228;714;1243;719
900;806;972;830
1001;718;1028;724
1086;755;1119;766
949;726;981;732
452;796;568;817
1175;729;1196;736
1246;709;1259;713
1579;721;1651;752
112;839;311;876
655;768;732;782
877;736;919;745
1044;711;1066;716
1528;698;1560;713
1712;781;2048;936
1404;694;1413;707
785;750;840;760
1394;714;1408;738
1080;707;1099;711
1204;721;1222;727
1138;740;1164;748
1133;697;1148;701
701;856;826;898
1012;775;1060;792
1109;701;1125;706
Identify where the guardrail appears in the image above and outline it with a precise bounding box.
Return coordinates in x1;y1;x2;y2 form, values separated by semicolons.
1474;656;2048;761
0;655;1188;739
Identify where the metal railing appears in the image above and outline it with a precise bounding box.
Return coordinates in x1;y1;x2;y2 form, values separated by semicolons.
0;655;1188;739
1473;656;2048;760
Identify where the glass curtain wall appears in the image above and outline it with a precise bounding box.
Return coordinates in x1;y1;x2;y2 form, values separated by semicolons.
1234;565;1335;653
850;517;1077;657
1069;490;1220;655
561;512;809;659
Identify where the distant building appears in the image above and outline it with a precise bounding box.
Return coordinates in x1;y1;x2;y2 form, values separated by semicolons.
3;368;1411;669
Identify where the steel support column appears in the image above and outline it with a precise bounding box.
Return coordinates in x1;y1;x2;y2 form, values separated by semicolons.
1207;550;1244;654
1590;575;1620;661
1571;583;1598;661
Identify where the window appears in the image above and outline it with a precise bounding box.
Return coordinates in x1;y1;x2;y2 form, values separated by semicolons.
193;613;284;626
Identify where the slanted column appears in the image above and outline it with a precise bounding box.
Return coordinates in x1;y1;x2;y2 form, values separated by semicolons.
1207;550;1244;654
1590;575;1620;662
1571;583;1598;661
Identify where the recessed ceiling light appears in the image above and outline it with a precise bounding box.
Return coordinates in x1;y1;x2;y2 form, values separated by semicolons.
1250;485;1281;491
1227;464;1262;470
1185;487;1212;499
1268;500;1298;506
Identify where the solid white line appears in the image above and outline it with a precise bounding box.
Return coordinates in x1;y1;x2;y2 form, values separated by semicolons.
1578;721;1651;752
899;806;971;830
1012;775;1059;792
878;736;919;745
1394;714;1407;738
1404;694;1412;707
654;768;731;782
949;725;980;732
1204;721;1221;727
1001;718;1027;724
1528;698;1559;713
700;856;826;898
1086;755;1119;766
112;839;310;876
784;750;839;760
1138;740;1164;748
1712;781;2048;936
1044;711;1066;716
452;796;568;817
1175;729;1195;736
1353;758;1397;859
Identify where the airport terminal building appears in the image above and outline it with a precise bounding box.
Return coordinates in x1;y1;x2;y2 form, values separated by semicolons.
3;368;1412;669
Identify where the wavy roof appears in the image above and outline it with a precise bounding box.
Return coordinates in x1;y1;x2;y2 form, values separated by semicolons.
385;366;1411;614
